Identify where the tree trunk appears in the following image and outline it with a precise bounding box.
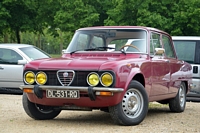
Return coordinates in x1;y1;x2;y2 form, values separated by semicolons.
60;31;63;54
3;33;9;43
38;33;41;48
16;29;21;43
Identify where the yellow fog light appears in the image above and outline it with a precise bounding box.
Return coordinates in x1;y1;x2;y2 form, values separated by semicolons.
36;72;47;85
100;72;113;87
24;71;35;84
87;72;99;86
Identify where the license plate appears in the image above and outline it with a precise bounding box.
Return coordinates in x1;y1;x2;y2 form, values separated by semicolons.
46;90;80;99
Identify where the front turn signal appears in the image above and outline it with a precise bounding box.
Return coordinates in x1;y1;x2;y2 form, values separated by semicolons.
96;91;113;96
23;88;34;93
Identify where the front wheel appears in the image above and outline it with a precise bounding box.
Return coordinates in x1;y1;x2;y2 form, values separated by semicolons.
169;82;186;112
109;80;148;126
22;93;61;120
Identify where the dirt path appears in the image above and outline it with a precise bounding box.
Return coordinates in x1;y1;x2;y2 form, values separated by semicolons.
0;94;200;133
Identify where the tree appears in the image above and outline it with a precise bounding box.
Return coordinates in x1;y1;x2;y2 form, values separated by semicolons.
104;0;146;26
172;0;200;35
0;0;38;43
53;0;99;32
104;0;200;36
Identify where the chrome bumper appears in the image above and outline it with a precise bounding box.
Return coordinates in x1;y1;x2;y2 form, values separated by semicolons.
19;85;124;92
20;85;124;101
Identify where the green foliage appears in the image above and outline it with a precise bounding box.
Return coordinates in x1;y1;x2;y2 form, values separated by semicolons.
50;54;62;58
0;0;200;54
53;0;99;32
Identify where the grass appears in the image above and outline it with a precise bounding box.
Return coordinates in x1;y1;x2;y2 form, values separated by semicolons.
50;54;61;58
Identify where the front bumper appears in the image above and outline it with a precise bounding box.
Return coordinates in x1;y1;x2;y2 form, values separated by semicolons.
20;85;124;103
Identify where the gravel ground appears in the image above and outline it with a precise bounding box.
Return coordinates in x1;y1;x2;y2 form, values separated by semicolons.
0;94;200;133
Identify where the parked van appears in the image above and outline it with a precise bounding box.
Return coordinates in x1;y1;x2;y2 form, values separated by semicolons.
172;36;200;102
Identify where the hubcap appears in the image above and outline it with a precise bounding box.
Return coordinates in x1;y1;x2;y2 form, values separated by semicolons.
179;85;185;107
122;88;144;118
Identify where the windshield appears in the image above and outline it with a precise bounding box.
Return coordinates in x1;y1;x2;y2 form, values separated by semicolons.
20;46;51;60
66;29;147;53
173;40;196;63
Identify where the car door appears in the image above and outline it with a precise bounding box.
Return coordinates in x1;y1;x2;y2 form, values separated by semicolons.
0;48;24;88
150;33;170;96
162;35;183;93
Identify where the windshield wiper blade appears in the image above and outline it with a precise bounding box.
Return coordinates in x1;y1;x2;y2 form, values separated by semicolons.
84;48;98;51
85;47;115;51
70;49;83;55
97;46;115;50
70;47;116;54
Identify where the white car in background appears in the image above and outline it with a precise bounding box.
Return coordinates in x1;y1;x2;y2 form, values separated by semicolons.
172;36;200;102
0;44;51;93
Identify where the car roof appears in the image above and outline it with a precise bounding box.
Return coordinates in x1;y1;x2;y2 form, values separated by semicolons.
172;36;200;40
77;26;168;34
0;43;33;48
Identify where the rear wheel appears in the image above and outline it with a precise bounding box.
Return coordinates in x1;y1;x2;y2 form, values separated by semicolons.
109;80;148;126
169;82;186;112
22;93;61;120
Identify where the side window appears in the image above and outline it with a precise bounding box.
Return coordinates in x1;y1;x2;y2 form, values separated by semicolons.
0;48;23;64
162;35;175;58
150;33;161;55
0;49;4;63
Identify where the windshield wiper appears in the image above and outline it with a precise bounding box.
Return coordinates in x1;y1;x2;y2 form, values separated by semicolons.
85;47;115;51
70;49;83;55
97;46;115;50
70;47;116;55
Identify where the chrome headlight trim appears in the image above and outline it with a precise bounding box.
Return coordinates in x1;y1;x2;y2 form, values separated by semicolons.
87;72;100;86
24;71;35;85
100;72;113;87
35;71;47;85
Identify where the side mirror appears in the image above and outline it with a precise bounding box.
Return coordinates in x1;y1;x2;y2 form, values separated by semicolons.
155;48;165;55
18;60;27;65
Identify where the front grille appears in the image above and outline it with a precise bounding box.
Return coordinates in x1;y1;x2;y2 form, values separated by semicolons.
71;71;90;86
41;70;115;87
57;70;75;86
46;71;60;85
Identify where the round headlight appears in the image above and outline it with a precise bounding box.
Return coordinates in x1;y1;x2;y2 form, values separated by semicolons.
100;72;113;87
36;72;47;85
24;71;35;84
87;72;99;86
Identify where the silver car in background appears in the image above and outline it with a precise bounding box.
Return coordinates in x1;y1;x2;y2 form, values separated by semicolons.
172;36;200;102
0;44;51;93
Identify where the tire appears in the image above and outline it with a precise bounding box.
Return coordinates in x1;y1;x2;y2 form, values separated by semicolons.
22;93;61;120
169;82;186;112
109;80;149;126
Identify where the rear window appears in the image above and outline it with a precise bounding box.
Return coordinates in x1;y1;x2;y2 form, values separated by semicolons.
173;41;196;63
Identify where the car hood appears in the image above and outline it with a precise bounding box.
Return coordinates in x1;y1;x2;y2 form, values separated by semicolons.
26;54;146;70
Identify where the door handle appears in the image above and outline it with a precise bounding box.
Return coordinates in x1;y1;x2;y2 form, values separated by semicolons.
0;66;4;70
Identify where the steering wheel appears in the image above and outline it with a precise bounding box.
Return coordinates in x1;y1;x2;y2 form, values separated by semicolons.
120;44;140;52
